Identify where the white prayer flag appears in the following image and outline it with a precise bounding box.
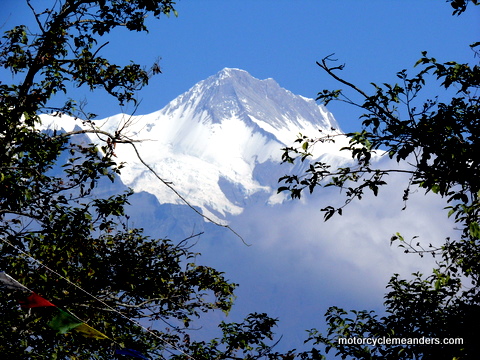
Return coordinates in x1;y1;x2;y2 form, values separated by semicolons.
0;272;31;292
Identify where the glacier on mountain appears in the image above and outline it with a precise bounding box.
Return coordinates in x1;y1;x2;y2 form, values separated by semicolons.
39;68;351;222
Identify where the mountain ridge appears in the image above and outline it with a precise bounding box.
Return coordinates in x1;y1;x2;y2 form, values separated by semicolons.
162;68;340;144
39;68;349;221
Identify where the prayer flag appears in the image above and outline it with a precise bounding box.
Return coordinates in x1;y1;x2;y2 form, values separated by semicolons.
74;323;109;340
115;348;150;359
48;309;83;334
19;292;56;308
0;272;31;293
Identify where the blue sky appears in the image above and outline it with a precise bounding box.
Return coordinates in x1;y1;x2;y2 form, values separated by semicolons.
100;0;478;133
1;1;478;132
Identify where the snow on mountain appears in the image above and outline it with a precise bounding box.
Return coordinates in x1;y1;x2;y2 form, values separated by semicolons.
39;68;351;222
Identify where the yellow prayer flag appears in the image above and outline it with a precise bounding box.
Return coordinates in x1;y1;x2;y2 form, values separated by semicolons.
74;323;109;340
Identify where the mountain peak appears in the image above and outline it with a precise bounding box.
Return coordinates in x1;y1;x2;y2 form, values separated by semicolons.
205;68;273;94
213;68;275;86
162;68;340;142
210;67;275;88
216;67;249;79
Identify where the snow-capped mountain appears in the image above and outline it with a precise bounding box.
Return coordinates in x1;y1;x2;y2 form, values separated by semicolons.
40;68;351;222
35;68;449;354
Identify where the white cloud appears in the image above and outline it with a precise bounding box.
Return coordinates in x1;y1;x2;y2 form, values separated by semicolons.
192;160;457;350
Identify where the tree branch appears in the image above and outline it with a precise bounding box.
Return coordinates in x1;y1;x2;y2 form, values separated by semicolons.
317;55;398;123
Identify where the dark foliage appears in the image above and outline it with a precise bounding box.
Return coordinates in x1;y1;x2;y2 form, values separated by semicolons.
279;2;480;359
0;1;282;359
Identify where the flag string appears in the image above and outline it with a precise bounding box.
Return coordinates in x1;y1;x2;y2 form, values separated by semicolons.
0;236;197;360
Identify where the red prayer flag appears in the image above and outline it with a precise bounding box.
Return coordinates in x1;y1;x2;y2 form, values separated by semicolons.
19;292;56;308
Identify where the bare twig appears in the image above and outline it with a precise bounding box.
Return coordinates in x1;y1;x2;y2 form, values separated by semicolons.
126;139;250;246
318;55;398;123
26;0;45;33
